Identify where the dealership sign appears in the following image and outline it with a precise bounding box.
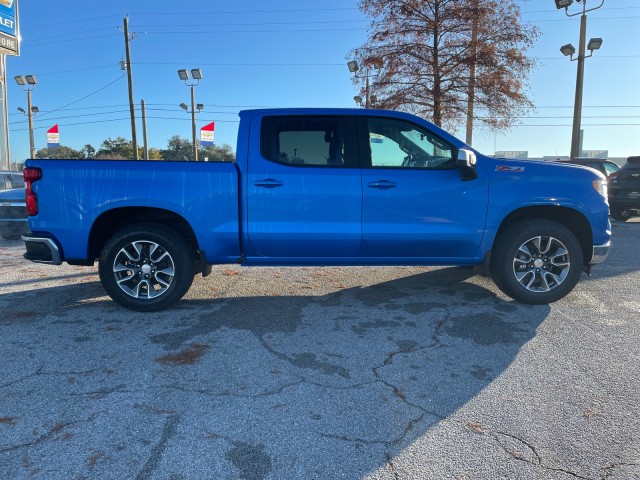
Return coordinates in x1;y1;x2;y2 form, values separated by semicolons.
0;0;19;55
200;122;215;146
47;124;60;148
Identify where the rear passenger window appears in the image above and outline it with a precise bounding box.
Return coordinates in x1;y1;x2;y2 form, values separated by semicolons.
261;116;356;167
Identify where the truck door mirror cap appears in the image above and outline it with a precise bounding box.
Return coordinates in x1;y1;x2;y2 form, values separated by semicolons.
457;149;477;168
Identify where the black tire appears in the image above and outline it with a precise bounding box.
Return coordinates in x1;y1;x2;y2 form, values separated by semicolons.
1;229;22;240
491;219;583;304
609;204;633;222
98;223;195;312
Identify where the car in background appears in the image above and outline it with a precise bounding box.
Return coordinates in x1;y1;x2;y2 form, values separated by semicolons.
0;188;27;240
556;158;621;178
608;156;640;221
0;170;23;191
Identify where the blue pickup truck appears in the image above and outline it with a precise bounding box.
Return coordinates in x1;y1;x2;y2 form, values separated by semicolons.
21;108;611;311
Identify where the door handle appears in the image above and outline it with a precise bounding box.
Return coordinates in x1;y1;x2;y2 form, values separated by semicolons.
254;179;284;188
367;180;397;190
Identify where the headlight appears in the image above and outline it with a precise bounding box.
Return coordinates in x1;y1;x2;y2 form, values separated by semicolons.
593;180;608;202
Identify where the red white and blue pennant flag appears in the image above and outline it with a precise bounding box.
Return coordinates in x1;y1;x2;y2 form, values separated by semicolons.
200;122;215;146
47;124;60;148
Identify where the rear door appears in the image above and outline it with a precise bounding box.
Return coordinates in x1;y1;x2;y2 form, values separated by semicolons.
358;115;488;260
246;115;362;258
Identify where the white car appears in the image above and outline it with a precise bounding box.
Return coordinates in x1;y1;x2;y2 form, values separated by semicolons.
0;171;23;191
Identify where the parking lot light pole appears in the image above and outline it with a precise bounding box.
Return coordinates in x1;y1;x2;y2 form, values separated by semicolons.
14;75;38;159
178;68;203;161
554;0;605;159
347;60;381;109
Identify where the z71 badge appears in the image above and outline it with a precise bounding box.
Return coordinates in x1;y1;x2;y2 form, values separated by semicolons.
495;165;525;173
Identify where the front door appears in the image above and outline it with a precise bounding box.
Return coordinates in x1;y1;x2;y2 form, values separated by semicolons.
359;116;489;261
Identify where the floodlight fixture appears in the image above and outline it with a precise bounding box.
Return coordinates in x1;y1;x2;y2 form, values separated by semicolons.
14;75;26;86
560;43;576;56
179;103;188;111
17;107;25;113
554;0;573;9
196;103;204;111
177;69;189;81
353;95;363;105
31;106;39;113
25;75;37;85
587;37;603;51
370;95;377;104
347;61;359;73
191;69;203;80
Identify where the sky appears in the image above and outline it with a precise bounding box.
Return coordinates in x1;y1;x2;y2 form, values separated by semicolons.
4;0;639;165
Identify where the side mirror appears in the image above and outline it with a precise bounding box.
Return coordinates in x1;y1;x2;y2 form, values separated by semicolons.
457;149;477;168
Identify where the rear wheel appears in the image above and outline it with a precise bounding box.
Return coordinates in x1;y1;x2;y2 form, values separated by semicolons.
491;219;583;304
98;223;194;311
610;205;633;222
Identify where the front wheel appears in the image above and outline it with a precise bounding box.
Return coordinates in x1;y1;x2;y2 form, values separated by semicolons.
98;223;195;311
491;220;583;304
609;205;633;222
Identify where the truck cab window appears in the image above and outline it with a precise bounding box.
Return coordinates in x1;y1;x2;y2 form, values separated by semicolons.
366;117;455;169
261;116;356;167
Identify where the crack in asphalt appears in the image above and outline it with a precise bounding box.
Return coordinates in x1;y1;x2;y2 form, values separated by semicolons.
601;462;640;480
0;365;104;390
489;429;595;480
0;411;106;455
134;414;181;480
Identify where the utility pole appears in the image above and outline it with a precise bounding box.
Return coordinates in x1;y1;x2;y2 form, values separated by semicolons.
466;0;479;146
141;99;149;160
123;17;139;160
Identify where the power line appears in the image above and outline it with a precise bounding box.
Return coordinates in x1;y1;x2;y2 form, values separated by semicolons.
24;8;361;30
10;109;240;126
37;76;126;120
11;117;240;132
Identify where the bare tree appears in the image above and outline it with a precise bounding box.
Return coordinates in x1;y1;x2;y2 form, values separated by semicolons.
349;0;539;135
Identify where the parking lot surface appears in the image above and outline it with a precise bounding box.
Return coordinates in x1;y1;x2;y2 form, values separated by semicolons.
0;220;639;480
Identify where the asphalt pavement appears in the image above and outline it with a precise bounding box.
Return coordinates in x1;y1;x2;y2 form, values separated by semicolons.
0;219;638;479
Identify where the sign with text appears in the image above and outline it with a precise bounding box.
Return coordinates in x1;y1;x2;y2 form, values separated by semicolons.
47;124;60;148
200;122;215;146
0;0;19;55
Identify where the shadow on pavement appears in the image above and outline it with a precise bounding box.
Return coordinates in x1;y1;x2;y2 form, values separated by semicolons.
0;266;551;478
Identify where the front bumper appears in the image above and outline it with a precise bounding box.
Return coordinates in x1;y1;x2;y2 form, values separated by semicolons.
22;233;62;265
590;241;610;265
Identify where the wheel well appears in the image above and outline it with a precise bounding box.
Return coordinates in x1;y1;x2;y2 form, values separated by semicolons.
494;206;593;265
88;207;198;260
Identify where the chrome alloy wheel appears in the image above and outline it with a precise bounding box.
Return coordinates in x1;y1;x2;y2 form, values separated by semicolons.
112;240;175;299
512;235;570;293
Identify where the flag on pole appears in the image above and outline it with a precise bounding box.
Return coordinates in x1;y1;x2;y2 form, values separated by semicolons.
200;122;215;146
47;124;60;148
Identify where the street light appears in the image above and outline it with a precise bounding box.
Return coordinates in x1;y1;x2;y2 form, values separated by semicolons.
555;0;605;159
346;60;381;108
177;67;203;161
15;74;38;159
554;0;573;9
587;37;603;51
